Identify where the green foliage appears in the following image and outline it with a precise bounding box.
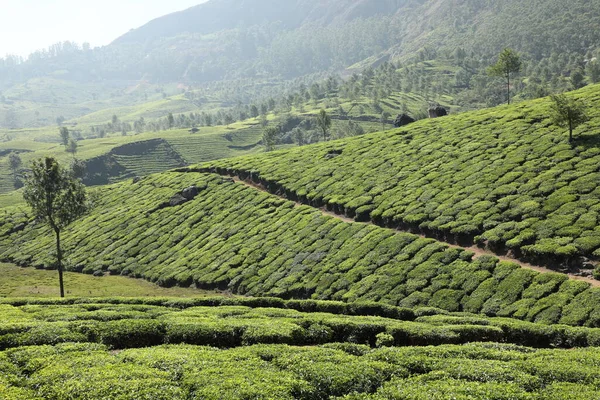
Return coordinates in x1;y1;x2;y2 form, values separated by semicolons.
550;93;589;142
2;338;600;398
23;157;87;232
59;127;69;148
316;109;332;141
0;299;600;397
2;298;600;351
262;126;279;152
488;48;522;77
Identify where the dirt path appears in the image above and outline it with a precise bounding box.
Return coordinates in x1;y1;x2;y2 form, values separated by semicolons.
230;176;600;287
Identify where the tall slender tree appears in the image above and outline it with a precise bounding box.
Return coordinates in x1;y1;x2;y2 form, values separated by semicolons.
316;109;332;141
488;48;522;105
8;152;22;184
59;126;70;148
262;126;278;152
23;157;88;297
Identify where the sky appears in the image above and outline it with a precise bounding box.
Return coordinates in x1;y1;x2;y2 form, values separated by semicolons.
0;0;208;58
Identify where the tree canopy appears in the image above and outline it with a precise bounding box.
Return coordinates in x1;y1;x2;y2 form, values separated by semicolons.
550;94;589;142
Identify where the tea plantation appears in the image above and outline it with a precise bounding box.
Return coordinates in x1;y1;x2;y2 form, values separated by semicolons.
2;298;600;399
203;85;600;266
2;87;600;399
4;171;600;326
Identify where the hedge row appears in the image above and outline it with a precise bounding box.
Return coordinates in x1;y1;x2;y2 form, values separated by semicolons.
0;296;416;321
4;172;600;326
3;302;600;351
3;342;600;399
203;85;600;263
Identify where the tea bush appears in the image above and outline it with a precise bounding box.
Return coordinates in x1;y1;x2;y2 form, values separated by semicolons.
2;342;600;399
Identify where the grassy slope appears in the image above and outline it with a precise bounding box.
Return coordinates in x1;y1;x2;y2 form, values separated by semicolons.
205;85;600;264
0;263;219;298
3;171;600;326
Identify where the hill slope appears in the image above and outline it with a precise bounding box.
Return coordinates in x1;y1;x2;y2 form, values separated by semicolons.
204;84;600;265
3;169;600;326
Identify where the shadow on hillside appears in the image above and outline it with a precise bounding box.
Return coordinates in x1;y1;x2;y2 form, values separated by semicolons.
573;133;600;149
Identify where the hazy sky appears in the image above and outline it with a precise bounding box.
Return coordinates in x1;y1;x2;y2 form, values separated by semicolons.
0;0;208;58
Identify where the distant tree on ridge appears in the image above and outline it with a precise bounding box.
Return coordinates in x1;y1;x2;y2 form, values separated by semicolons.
488;48;522;105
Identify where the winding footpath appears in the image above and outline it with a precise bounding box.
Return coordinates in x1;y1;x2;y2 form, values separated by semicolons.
226;175;600;288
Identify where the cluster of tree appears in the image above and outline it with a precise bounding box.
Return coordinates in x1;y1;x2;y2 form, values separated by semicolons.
262;110;369;151
59;127;79;155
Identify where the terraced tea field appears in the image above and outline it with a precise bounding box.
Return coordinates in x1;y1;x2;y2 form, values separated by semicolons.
165;125;264;163
204;84;600;267
4;171;600;327
2;85;600;400
0;122;263;196
2;298;600;399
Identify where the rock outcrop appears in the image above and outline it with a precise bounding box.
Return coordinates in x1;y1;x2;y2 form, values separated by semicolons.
394;114;415;127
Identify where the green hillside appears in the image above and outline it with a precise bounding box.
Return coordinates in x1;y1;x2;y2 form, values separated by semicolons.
4;168;600;327
204;85;600;266
0;122;266;195
3;0;600;131
4;1;600;397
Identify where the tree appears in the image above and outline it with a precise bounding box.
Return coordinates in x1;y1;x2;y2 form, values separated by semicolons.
8;152;22;183
292;127;305;146
23;157;88;297
550;94;588;143
316;109;332;141
4;109;18;129
571;69;585;89
488;48;522;105
67;139;78;156
262;126;278;152
59;126;70;147
167;113;175;129
223;113;235;127
380;111;391;130
587;60;600;83
71;158;86;180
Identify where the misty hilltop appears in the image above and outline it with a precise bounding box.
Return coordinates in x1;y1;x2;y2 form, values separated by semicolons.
2;0;600;85
1;0;599;129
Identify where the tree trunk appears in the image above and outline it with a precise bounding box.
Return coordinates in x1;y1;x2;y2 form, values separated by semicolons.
507;74;511;105
569;120;573;143
54;227;65;298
